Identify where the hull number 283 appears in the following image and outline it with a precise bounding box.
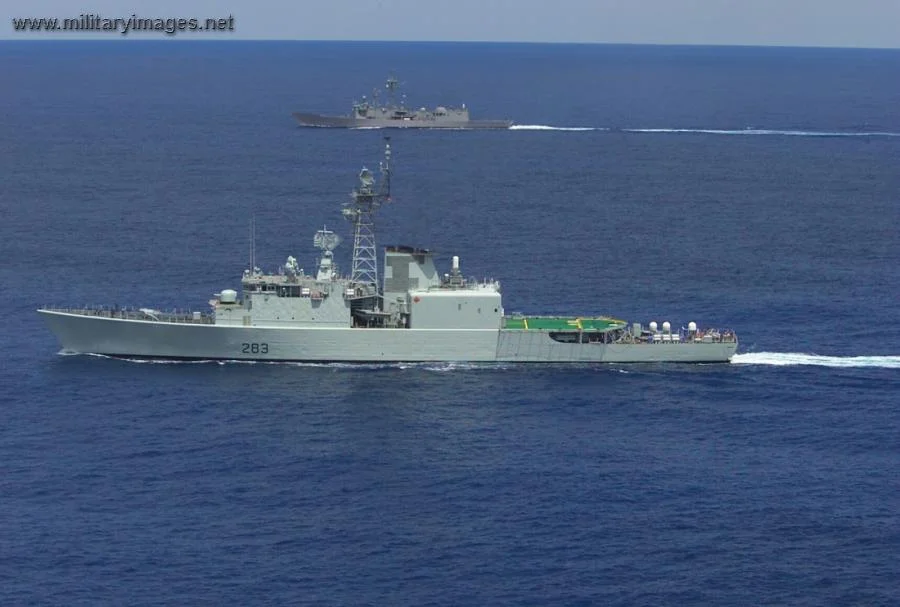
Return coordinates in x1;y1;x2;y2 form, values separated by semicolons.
241;343;269;354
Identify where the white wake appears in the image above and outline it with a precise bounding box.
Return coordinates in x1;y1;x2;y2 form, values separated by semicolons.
507;125;899;137
509;124;601;131
732;352;900;369
624;128;900;138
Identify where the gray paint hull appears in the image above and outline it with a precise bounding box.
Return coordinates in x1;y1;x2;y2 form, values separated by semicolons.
39;311;738;363
292;112;513;130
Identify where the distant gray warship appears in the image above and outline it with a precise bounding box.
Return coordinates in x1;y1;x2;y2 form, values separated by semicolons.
292;76;513;129
39;140;737;363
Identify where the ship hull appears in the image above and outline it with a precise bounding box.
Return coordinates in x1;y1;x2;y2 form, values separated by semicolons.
39;311;737;363
292;112;513;130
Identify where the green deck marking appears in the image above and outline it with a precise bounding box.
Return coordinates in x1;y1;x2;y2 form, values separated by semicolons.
503;316;627;332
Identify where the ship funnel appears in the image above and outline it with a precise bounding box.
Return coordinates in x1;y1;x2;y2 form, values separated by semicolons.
452;256;460;273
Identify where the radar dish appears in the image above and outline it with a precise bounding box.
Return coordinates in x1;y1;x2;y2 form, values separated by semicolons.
314;229;342;251
359;168;375;188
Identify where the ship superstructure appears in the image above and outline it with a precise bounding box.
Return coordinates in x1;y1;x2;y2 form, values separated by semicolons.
38;140;737;363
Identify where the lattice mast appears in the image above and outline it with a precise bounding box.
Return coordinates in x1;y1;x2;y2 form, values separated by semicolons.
341;138;392;304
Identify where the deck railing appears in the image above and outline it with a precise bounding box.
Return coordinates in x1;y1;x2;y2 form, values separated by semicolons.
41;306;215;325
501;315;736;344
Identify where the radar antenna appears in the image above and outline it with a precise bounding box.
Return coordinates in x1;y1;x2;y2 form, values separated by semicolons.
313;227;342;253
341;137;392;304
313;226;342;282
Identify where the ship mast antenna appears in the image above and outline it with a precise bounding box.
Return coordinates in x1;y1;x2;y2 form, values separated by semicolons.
385;75;398;107
249;215;257;273
342;137;392;307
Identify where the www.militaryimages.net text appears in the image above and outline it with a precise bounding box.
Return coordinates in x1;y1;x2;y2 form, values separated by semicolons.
11;14;236;36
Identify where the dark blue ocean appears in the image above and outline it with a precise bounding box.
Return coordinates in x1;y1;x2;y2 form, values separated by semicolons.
1;41;898;605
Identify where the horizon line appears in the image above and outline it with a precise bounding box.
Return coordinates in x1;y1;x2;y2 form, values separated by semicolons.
2;38;900;51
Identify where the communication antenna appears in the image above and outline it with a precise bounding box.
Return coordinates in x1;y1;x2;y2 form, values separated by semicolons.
341;137;392;302
249;215;257;272
385;75;398;105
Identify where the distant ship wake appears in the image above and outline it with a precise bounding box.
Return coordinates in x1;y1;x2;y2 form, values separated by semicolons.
509;125;900;137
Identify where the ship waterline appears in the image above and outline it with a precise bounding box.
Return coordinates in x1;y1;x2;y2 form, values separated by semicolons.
39;308;737;363
292;112;513;130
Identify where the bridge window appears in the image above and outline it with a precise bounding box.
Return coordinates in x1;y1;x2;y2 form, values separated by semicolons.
278;286;302;298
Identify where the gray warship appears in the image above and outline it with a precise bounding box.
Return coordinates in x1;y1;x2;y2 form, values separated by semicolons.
39;140;737;363
292;76;513;129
